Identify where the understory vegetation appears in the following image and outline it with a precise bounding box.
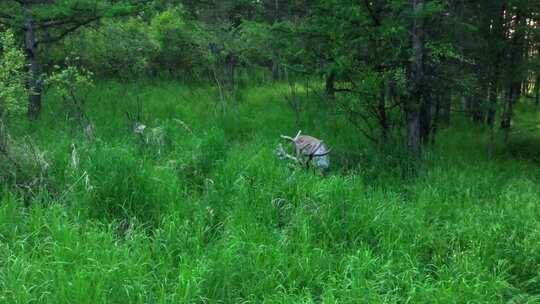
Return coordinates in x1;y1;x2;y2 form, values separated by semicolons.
1;0;540;302
1;82;540;303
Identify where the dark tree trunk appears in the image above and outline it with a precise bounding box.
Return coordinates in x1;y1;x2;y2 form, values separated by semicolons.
441;90;451;126
486;30;502;128
274;0;281;21
464;95;472;117
420;88;432;144
500;88;511;131
325;72;335;98
501;86;516;143
226;54;237;107
407;0;424;157
226;54;237;91
23;5;41;119
271;0;282;82
486;77;500;158
431;94;441;145
486;81;498;128
501;10;525;143
407;110;422;156
485;3;505;158
471;89;485;124
271;60;280;82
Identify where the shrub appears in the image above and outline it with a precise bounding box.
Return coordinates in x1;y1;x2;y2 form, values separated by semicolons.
149;8;206;77
48;18;156;78
45;62;95;136
0;29;50;197
0;28;28;117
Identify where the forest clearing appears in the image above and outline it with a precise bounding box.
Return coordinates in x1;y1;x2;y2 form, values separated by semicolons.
1;0;540;303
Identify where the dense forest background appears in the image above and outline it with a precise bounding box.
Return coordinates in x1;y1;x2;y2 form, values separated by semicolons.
1;0;540;303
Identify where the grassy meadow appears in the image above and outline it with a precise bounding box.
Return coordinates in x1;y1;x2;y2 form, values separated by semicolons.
2;80;540;303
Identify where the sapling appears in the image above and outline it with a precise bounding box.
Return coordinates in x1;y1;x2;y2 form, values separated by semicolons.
45;60;95;139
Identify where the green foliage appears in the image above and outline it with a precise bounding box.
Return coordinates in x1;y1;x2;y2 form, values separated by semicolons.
49;19;156;78
0;29;50;197
45;62;94;99
426;42;472;66
2;0;540;301
45;62;94;131
0;28;28;118
238;21;273;64
150;8;207;77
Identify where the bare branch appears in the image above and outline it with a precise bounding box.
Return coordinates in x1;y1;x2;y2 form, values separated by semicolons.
34;1;148;44
35;18;81;29
36;16;100;45
335;88;354;93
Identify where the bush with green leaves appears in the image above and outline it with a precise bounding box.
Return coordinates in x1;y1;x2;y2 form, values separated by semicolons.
45;62;95;134
0;29;49;195
0;28;28;118
48;18;156;78
150;8;207;78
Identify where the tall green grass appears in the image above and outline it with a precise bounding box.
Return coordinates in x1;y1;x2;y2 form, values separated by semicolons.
1;81;540;303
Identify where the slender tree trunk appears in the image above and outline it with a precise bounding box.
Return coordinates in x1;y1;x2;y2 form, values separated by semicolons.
464;95;471;118
485;3;505;159
378;82;388;142
407;0;424;157
229;57;236;89
420;88;432;144
275;0;280;21
226;54;237;106
271;59;280;82
500;10;525;143
486;80;498;158
431;94;441;145
325;72;335;99
482;83;490;124
441;90;451;126
501;87;515;143
271;0;282;83
472;87;486;123
407;110;422;156
486;41;502;128
23;4;42;119
486;81;498;127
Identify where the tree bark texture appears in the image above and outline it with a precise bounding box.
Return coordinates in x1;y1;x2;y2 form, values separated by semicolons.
23;4;42;119
407;0;424;157
420;88;432;145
